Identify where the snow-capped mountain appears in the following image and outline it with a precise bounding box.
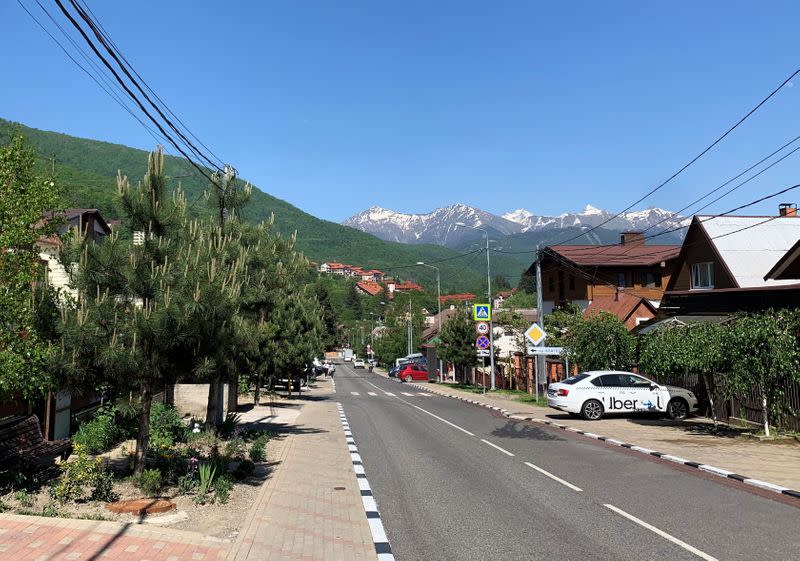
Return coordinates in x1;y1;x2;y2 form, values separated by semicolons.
343;204;523;246
344;204;686;247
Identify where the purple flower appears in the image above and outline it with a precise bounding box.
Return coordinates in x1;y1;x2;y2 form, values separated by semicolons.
188;457;199;472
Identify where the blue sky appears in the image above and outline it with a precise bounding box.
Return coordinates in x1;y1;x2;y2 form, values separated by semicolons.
3;1;800;222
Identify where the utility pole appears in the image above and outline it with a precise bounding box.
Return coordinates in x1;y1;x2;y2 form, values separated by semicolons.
407;297;413;356
535;247;544;399
417;262;443;382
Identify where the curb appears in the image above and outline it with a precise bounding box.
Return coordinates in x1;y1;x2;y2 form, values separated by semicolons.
337;402;395;561
403;381;800;502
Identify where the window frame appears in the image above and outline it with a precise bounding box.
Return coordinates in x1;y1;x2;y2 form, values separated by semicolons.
690;261;714;290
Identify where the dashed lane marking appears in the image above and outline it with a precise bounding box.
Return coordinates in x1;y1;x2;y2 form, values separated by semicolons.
524;462;583;492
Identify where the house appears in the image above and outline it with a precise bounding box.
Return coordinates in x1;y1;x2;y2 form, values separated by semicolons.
493;289;517;309
356;280;383;296
367;269;385;281
533;232;681;315
392;281;424;293
38;209;112;297
439;293;476;306
660;209;800;315
583;292;658;331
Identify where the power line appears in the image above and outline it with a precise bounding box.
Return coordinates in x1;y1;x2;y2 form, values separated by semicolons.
52;0;216;184
550;67;800;247
76;0;225;168
65;0;221;171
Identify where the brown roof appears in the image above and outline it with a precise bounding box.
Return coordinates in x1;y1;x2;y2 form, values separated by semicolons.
394;281;424;292
584;292;657;323
356;280;383;296
547;244;680;267
439;293;476;304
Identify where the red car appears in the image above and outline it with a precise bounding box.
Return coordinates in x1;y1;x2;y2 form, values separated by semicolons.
398;362;436;382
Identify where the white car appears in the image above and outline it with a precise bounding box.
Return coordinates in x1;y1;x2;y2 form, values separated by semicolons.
547;371;698;421
353;358;366;369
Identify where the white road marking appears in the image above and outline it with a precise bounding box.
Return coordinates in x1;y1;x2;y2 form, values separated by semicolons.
604;504;719;561
417;393;431;396
351;392;360;396
368;392;378;396
480;439;515;457
384;392;396;397
524;462;583;492
402;392;414;396
409;404;475;436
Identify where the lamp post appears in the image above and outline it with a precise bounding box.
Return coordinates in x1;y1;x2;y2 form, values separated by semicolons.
417;262;443;382
455;222;496;390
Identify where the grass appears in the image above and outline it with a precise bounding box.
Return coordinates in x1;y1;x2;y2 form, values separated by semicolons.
444;383;549;407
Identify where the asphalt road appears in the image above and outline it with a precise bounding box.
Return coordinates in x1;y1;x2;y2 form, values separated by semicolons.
332;363;800;561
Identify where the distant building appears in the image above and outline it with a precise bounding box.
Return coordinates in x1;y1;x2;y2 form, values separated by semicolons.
439;293;476;306
356;280;383;296
583;292;657;331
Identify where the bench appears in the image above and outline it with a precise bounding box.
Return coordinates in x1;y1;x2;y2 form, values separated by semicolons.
0;415;72;476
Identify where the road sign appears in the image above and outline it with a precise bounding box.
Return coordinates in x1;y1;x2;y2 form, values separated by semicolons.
475;321;490;335
524;323;546;345
527;346;564;355
473;304;491;321
475;335;491;350
476;349;490;357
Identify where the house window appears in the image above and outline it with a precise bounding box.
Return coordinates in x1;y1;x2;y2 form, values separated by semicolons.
691;262;714;289
569;275;575;290
644;271;662;288
617;272;631;288
548;275;555;293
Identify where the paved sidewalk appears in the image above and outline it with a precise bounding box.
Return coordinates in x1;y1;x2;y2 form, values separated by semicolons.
228;379;377;561
397;376;800;490
0;514;228;561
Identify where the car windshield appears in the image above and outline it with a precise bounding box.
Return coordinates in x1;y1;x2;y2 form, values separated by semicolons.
562;373;591;385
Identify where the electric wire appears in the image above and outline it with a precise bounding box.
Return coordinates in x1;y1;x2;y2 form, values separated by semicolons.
549;66;800;247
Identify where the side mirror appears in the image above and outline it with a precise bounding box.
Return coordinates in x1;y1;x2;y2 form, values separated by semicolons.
650;384;658;391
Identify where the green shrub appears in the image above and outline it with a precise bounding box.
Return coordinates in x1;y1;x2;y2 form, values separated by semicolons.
195;463;216;505
234;460;255;480
249;434;268;462
51;444;115;504
91;471;116;502
224;437;246;461
0;500;7;512
215;475;233;504
41;503;60;518
14;489;34;508
177;473;197;495
219;413;241;438
150;403;188;449
72;406;119;454
135;469;162;497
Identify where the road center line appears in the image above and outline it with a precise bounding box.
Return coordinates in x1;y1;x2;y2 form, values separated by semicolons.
524;462;583;492
603;504;718;561
480;439;515;457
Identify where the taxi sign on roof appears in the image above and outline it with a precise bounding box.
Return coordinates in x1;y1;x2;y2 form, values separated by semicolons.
473;304;491;321
524;323;546;345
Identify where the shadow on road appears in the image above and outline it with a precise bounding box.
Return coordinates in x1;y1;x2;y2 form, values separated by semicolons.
492;421;565;441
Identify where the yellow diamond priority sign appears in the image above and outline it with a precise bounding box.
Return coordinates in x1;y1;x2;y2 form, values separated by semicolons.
525;323;546;345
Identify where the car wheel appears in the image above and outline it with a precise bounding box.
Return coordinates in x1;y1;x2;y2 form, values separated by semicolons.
581;399;604;420
667;398;689;420
404;374;412;383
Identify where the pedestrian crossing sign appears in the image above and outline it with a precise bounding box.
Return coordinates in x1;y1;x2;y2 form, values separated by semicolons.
473;304;491;321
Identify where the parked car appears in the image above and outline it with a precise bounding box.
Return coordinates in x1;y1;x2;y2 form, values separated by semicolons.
388;365;401;378
547;370;698;421
353;358;366;369
398;362;436;383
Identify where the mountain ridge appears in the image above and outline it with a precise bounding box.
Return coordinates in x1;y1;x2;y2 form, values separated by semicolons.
344;203;687;248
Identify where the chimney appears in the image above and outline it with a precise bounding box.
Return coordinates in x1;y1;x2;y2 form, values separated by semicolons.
620;231;645;245
779;203;797;217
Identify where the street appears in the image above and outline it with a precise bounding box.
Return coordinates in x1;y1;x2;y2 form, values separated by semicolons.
334;363;800;561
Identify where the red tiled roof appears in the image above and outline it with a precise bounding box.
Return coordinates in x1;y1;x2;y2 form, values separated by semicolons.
356;280;383;296
583;292;656;323
547;244;680;267
327;262;346;269
367;269;384;275
495;289;517;298
394;281;424;292
439;293;476;303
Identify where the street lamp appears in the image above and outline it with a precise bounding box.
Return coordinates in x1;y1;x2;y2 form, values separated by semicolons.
417;261;443;382
455;222;496;390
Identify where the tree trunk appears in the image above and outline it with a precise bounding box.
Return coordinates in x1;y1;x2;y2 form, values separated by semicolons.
254;371;261;406
206;376;222;430
165;383;175;406
702;373;718;429
134;382;153;476
761;389;770;437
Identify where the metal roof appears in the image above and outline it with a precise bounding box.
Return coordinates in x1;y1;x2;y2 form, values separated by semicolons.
698;215;800;288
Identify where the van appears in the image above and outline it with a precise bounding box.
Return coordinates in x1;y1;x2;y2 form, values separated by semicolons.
395;353;424;368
